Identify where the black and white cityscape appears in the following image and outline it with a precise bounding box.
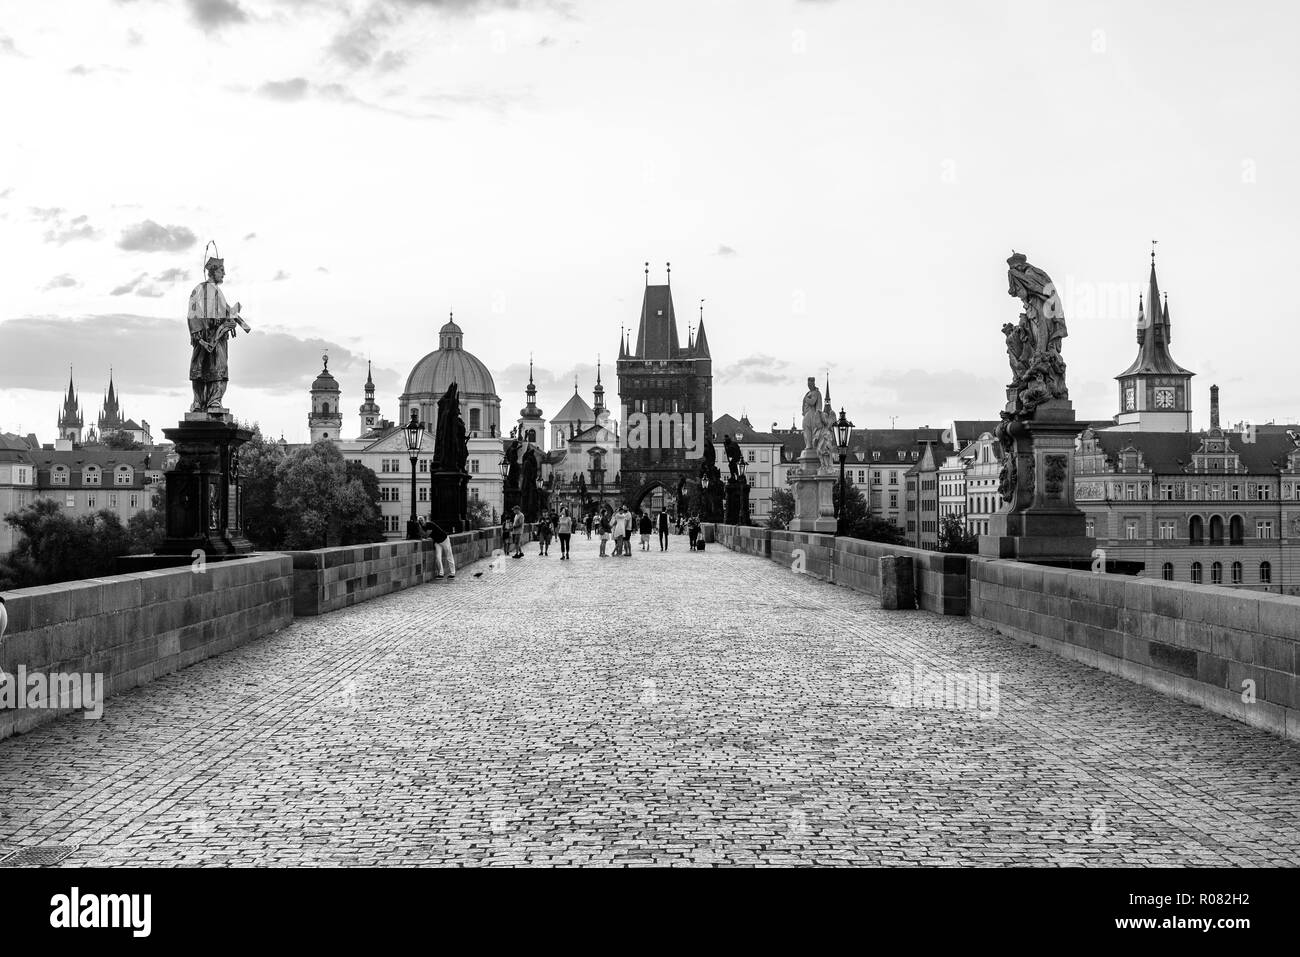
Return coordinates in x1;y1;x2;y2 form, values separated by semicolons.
0;0;1296;936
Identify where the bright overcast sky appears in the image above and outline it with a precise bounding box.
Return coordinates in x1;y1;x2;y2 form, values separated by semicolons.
2;0;1298;444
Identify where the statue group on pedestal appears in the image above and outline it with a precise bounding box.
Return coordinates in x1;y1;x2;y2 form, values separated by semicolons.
800;376;838;470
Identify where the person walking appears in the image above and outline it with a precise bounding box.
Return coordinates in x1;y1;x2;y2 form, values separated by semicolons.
537;512;553;557
610;507;626;557
422;515;456;580
657;508;670;551
687;513;700;550
585;511;593;539
620;505;634;556
598;509;611;557
638;510;653;551
511;506;525;558
557;507;573;560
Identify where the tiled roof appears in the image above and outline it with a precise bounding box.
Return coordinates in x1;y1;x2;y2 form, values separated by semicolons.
1089;429;1300;475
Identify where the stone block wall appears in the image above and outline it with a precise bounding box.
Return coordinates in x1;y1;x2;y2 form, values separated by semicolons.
969;558;1300;741
711;524;969;615
287;528;503;617
0;555;294;740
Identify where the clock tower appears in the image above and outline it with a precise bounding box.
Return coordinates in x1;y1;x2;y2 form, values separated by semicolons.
1112;250;1194;432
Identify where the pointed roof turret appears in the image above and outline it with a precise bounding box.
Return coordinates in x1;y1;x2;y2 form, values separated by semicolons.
1117;251;1193;378
593;355;606;413
58;366;83;433
694;298;711;358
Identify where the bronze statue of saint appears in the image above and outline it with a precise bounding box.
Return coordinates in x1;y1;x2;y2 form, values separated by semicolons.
187;247;250;413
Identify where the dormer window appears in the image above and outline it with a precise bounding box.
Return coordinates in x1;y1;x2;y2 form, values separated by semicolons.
115;465;133;485
83;465;101;486
52;465;69;486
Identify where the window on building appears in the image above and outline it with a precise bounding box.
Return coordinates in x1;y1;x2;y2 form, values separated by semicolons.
116;466;132;485
1257;485;1271;500
1161;563;1174;581
1189;515;1203;544
471;459;480;474
1230;484;1241;500
1159;520;1175;540
1260;562;1272;584
1161;484;1174;500
1231;561;1243;585
1125;484;1136;500
52;466;68;486
1209;484;1223;500
108;493;118;508
857;470;865;484
469;408;481;432
747;450;756;463
889;493;898;509
889;472;898;485
418;487;428;502
1211;561;1223;585
129;493;139;509
1229;515;1244;545
471;488;479;501
84;466;101;486
1256;520;1274;539
1191;562;1203;584
761;450;770;463
872;451;880;460
872;471;881;485
86;493;96;508
418;459;428;473
1125;520;1139;540
1189;485;1201;500
1209;515;1224;545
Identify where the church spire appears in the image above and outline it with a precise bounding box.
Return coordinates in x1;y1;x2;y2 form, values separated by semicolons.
593;355;605;413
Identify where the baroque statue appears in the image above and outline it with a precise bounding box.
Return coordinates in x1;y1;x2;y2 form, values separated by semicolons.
723;433;742;479
1003;252;1069;417
187;242;251;414
801;376;823;453
431;382;469;473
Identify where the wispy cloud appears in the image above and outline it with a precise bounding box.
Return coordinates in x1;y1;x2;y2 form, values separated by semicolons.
715;244;737;256
110;273;166;298
42;274;80;292
272;270;290;281
32;208;102;244
187;0;248;32
0;35;22;57
720;354;793;386
118;219;198;252
257;77;309;102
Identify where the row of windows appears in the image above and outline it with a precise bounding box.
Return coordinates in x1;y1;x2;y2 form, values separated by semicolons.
55;492;143;509
1162;561;1272;585
49;464;137;486
1087;516;1277;542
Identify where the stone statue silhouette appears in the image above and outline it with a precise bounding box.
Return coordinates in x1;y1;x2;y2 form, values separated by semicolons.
1004;252;1069;414
521;446;539;519
800;376;822;454
432;382;468;472
187;246;251;414
723;434;742;479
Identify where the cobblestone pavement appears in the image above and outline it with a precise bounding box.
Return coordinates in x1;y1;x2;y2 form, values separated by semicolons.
2;532;1299;867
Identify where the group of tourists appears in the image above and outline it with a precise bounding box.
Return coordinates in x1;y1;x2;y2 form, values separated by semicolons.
496;503;709;560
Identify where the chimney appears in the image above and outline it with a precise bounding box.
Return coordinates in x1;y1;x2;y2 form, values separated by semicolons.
1210;385;1220;430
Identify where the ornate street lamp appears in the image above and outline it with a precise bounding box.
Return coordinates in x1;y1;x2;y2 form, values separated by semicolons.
834;406;854;536
737;455;750;526
404;408;423;540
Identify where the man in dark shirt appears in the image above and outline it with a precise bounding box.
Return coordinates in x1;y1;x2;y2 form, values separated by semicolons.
423;516;455;579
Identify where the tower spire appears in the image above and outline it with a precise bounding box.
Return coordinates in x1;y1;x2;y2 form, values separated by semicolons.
666;261;671;286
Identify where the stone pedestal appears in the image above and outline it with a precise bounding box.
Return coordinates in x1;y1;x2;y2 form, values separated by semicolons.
980;399;1093;563
789;450;838;534
431;470;469;534
725;477;743;525
155;415;254;559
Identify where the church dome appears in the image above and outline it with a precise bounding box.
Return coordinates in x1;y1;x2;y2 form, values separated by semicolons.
312;355;339;392
401;315;497;399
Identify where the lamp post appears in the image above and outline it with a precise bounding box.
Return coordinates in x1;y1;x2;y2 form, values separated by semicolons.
404;408;423;540
737;455;750;526
834;406;854;536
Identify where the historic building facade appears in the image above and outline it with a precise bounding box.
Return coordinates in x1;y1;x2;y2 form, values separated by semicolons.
615;269;712;509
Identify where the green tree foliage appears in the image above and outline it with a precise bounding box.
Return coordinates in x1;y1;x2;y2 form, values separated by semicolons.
240;429;288;549
938;513;979;554
832;480;907;545
125;507;166;554
766;488;795;530
275;440;382;549
0;500;152;587
466;498;493;530
343;460;385;544
102;431;143;451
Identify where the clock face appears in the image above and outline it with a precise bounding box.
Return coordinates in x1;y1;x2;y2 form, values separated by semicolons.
1154;388;1174;409
1124;387;1136;411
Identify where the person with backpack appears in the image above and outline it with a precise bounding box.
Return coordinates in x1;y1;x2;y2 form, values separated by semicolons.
537;511;553;557
557;507;573;560
422;515;455;579
638;509;653;551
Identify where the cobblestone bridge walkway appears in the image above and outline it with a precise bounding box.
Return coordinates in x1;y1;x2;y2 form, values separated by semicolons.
2;532;1299;866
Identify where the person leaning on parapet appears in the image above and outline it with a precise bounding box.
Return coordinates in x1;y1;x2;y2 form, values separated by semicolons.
423;515;455;580
509;506;525;558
